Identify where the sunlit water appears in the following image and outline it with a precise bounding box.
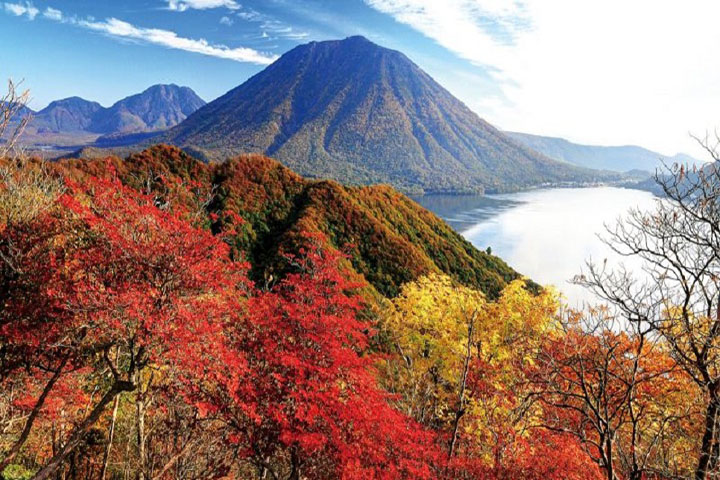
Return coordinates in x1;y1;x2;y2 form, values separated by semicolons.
414;187;658;306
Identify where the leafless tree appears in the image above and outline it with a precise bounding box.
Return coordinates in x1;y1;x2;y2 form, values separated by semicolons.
0;79;31;159
0;79;63;227
576;136;720;480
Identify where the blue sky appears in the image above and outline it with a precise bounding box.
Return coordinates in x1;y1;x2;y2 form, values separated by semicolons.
1;0;491;110
2;0;720;157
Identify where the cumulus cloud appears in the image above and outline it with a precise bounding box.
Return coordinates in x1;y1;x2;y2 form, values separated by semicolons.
365;0;720;157
166;0;239;12
219;15;233;26
4;1;38;20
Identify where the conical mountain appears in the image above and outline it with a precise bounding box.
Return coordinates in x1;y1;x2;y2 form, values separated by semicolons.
165;36;611;194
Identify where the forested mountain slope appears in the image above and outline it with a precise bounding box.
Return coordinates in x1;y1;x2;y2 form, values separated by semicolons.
164;36;613;194
58;145;523;298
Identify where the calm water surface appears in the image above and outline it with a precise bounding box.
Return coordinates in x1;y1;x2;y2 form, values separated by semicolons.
414;187;657;306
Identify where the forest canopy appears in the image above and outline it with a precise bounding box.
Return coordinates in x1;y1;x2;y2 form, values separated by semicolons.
0;132;716;479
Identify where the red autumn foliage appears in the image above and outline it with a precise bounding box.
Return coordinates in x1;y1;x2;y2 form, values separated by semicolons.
1;170;445;479
0;170;253;475
186;233;441;479
0;154;692;479
1;171;248;367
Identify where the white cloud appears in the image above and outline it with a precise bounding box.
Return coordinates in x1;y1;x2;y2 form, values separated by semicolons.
366;0;720;158
232;6;310;41
42;6;61;21
260;20;309;41
1;3;277;65
219;15;233;26
237;10;260;21
166;0;239;12
4;1;38;20
77;17;277;64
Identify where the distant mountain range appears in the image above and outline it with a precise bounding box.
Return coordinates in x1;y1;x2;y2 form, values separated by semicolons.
506;132;701;173
15;84;205;146
160;36;613;194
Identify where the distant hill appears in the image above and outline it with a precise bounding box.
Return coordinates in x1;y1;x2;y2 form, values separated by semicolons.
163;36;614;194
2;102;35;122
506;131;701;173
90;84;206;134
16;85;205;148
57;145;524;298
34;97;103;132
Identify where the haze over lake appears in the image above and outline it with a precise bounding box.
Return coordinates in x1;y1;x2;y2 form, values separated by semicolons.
415;187;658;306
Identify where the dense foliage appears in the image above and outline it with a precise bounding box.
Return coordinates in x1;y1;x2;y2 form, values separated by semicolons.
57;145;521;298
0;162;439;479
0;147;712;479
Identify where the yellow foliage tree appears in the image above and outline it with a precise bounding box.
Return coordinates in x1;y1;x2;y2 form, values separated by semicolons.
378;274;558;462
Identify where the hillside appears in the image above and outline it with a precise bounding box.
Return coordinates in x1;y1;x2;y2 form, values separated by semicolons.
506;131;701;173
58;144;523;298
163;36;613;194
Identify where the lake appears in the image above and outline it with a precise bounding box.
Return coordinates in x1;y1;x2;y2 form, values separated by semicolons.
414;187;658;306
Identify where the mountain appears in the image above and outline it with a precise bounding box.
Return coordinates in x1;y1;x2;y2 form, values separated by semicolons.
58;145;525;298
2;102;35;120
164;36;613;194
90;84;206;134
34;97;103;132
506;131;702;173
15;85;205;149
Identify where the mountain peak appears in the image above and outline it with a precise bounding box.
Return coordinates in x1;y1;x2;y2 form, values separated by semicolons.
90;84;206;134
140;83;189;95
164;37;610;193
33;96;103;132
286;35;399;62
303;35;375;48
23;85;206;138
339;35;375;45
320;35;397;54
40;96;101;112
344;34;371;41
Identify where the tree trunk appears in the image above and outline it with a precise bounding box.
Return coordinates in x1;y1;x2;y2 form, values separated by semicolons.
100;394;120;480
0;356;68;470
136;394;146;480
287;448;300;480
448;312;475;458
31;380;134;480
151;439;194;480
605;433;614;480
696;396;719;480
